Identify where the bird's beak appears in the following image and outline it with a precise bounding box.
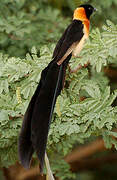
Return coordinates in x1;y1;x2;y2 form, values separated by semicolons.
94;8;97;12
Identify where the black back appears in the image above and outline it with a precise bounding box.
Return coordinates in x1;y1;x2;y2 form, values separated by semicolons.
53;19;84;62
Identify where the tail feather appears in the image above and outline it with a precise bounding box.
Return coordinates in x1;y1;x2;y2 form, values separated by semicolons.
18;61;54;168
31;61;64;171
18;55;71;172
18;82;42;169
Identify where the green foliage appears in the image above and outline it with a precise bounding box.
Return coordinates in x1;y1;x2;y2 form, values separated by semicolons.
0;0;70;57
47;0;82;10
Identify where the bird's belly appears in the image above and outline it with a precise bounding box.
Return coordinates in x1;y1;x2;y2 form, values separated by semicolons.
72;35;88;57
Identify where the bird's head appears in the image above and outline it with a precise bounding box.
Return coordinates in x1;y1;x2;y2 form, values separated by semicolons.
73;4;96;21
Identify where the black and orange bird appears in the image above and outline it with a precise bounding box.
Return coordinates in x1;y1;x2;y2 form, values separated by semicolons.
18;4;96;173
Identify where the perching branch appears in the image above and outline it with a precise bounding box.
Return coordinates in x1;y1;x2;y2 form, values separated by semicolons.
64;138;106;163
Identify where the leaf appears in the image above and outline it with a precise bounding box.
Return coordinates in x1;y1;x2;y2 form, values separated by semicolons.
109;47;117;58
103;132;113;149
0;110;9;126
96;58;102;72
31;46;37;55
82;81;101;99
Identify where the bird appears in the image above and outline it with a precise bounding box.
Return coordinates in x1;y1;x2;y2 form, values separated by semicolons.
18;4;96;174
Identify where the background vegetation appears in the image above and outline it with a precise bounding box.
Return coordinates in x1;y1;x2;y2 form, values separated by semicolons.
0;0;117;180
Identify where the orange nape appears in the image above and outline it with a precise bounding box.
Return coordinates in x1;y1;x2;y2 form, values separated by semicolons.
73;7;88;21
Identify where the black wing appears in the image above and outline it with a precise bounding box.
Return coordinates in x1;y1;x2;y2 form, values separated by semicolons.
18;64;50;169
52;20;84;62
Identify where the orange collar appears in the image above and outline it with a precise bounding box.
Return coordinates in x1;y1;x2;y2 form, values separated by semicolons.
73;7;88;22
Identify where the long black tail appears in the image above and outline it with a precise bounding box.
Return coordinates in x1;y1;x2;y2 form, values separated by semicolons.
18;54;71;173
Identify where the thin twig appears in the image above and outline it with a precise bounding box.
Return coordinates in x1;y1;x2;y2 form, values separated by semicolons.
45;152;55;180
